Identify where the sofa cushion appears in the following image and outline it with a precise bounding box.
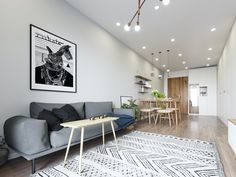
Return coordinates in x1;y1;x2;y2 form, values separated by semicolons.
30;102;85;119
52;104;81;122
85;102;112;118
38;110;62;131
50;122;118;148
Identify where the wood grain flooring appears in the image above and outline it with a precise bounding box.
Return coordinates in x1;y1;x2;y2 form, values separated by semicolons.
0;115;235;177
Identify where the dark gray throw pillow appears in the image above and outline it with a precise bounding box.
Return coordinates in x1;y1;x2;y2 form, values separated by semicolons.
52;104;81;123
38;109;62;131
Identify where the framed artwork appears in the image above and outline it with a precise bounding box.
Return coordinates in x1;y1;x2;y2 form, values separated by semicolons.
120;96;133;106
200;86;207;96
30;24;77;93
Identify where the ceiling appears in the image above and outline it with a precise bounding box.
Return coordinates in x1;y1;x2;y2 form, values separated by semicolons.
65;0;236;71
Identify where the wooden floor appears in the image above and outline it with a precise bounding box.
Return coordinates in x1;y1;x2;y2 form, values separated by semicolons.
0;115;236;177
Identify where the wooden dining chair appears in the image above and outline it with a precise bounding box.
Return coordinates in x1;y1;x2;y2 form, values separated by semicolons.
139;99;157;124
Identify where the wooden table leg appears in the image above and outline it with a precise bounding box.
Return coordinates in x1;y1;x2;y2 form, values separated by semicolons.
110;121;118;149
79;127;84;174
102;123;105;147
63;128;75;166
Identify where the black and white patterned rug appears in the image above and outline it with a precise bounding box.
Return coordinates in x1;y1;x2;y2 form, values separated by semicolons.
30;131;225;177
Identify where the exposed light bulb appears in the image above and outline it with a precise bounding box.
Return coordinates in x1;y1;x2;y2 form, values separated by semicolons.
154;5;160;10
124;24;131;31
162;0;170;6
134;24;141;32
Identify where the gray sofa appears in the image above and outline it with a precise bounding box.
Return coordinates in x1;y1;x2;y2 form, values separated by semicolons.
4;101;134;173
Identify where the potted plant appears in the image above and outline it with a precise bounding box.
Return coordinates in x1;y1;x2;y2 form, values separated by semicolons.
121;99;139;119
151;89;166;108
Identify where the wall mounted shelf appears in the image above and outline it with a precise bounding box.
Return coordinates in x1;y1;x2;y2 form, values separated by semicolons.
135;75;152;94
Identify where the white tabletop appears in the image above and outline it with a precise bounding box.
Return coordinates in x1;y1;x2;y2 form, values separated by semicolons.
61;117;118;129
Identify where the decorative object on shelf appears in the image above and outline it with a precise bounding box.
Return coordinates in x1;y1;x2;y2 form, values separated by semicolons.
135;75;152;94
124;0;170;32
30;24;77;93
0;136;9;166
121;99;139;119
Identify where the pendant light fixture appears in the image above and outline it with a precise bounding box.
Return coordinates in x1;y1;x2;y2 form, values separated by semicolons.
150;52;155;77
166;50;170;73
158;51;163;79
124;0;170;32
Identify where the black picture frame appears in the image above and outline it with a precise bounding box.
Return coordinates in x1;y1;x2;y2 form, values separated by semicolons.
30;24;77;93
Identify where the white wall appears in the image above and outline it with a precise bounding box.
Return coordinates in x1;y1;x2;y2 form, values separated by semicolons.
164;67;217;116
0;0;163;137
218;20;236;125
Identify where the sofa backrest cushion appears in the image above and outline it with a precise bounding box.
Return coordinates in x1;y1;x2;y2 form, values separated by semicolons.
85;102;113;118
30;102;85;119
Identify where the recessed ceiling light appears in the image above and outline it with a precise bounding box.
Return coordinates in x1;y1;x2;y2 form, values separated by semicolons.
142;46;146;50
155;58;159;61
162;64;166;68
166;69;170;72
211;28;216;32
154;5;160;10
182;61;186;65
162;0;170;6
185;66;188;70
116;22;121;26
207;57;211;61
171;38;175;42
178;53;182;57
208;48;213;51
206;64;210;67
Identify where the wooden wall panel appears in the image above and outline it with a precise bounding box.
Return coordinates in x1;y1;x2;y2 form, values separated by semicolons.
168;77;188;114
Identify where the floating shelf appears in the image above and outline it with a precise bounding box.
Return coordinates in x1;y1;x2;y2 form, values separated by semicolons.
135;75;151;81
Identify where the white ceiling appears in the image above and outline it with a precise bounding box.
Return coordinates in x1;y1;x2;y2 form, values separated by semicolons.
65;0;236;71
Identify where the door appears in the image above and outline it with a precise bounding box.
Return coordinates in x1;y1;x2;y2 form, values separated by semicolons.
168;77;188;114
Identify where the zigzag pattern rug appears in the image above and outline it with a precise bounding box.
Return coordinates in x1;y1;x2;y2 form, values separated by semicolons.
30;131;225;177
